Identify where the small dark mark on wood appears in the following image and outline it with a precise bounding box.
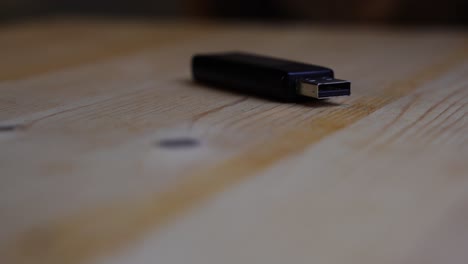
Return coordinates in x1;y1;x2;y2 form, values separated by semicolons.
0;124;22;132
157;138;200;149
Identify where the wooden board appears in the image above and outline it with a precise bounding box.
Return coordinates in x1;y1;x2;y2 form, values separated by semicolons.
0;19;467;264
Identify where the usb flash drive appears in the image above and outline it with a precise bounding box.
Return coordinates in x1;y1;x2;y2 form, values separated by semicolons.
192;52;351;101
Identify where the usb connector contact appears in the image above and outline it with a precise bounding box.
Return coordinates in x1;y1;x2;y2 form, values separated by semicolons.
299;77;351;99
192;52;351;101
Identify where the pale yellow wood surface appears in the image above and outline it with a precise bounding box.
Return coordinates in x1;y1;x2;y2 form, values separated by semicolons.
0;19;467;264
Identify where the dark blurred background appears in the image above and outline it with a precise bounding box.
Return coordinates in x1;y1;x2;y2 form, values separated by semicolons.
0;0;467;25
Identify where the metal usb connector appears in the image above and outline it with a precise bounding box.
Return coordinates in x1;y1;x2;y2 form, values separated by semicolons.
299;77;351;99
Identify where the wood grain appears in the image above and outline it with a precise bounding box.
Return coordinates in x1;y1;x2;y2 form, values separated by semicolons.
0;20;467;264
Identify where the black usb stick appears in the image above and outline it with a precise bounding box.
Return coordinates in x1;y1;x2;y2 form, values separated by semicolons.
192;52;350;101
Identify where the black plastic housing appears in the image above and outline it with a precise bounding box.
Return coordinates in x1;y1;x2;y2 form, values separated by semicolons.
192;52;335;101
